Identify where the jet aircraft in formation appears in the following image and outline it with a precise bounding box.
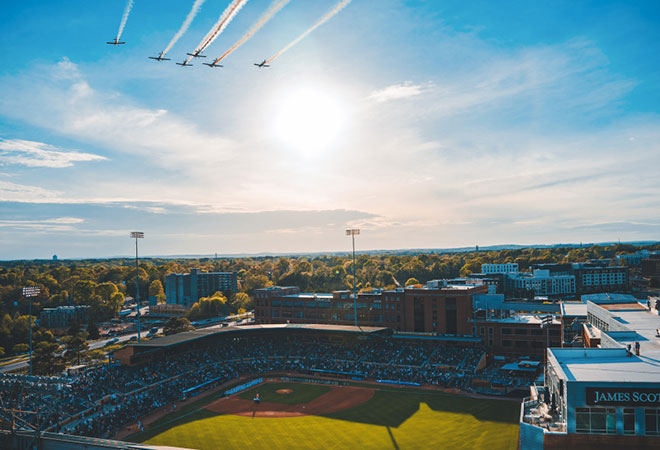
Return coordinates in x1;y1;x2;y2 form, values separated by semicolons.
203;60;224;68
254;60;270;68
106;38;125;45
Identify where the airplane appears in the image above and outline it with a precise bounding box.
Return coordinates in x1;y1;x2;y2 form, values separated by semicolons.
186;50;207;58
176;60;193;67
203;60;224;68
106;38;125;45
149;52;170;62
254;60;270;68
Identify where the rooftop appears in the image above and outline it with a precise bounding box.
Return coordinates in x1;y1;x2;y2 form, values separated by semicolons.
549;347;660;383
602;305;660;353
130;323;389;348
581;293;638;303
283;293;333;299
482;314;561;325
601;302;646;311
560;303;587;317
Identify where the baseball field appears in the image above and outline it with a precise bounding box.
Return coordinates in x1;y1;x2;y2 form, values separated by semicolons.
127;380;520;450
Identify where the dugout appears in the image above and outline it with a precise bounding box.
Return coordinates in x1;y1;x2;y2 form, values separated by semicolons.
112;324;391;366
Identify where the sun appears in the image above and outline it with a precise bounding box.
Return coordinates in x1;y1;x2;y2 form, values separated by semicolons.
272;87;347;154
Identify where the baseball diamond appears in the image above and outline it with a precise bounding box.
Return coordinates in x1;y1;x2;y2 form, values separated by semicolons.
125;379;519;450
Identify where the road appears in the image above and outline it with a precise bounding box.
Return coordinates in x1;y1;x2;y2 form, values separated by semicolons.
0;322;162;374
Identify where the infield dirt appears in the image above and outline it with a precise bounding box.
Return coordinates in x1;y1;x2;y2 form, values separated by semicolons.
206;385;374;418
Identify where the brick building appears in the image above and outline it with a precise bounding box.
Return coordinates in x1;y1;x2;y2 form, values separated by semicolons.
254;282;488;334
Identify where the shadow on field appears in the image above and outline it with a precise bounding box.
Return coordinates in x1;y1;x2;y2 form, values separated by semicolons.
322;390;519;428
125;409;219;443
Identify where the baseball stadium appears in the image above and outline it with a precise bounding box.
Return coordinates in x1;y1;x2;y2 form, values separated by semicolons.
2;325;522;450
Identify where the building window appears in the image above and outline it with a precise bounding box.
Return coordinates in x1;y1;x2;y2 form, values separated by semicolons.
502;340;512;347
646;409;660;436
623;408;635;435
575;407;616;434
502;328;512;335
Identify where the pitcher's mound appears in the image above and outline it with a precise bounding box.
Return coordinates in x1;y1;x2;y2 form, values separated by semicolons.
276;389;293;394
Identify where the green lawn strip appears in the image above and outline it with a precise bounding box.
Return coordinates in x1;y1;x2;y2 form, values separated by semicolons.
237;382;331;405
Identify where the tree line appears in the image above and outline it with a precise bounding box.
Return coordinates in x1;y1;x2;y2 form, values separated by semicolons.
0;243;657;358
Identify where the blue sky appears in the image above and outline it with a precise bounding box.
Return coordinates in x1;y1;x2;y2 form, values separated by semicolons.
0;0;659;259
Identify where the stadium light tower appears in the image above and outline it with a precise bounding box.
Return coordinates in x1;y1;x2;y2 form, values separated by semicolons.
22;286;40;376
345;229;360;327
131;232;145;340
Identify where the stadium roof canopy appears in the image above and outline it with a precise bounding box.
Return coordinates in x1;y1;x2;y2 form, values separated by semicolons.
131;324;390;349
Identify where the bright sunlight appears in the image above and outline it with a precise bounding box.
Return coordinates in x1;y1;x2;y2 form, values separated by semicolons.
272;87;347;154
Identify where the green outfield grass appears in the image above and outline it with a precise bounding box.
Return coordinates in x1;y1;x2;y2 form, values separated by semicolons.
131;382;520;450
237;382;331;404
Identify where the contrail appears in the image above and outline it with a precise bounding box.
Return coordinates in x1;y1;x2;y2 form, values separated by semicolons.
115;0;134;41
266;0;351;64
184;0;249;64
210;0;291;65
162;0;207;56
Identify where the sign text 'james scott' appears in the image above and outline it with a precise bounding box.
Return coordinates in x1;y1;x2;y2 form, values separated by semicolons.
586;388;660;406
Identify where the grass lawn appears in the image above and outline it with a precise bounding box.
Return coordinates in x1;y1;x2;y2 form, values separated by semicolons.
237;382;331;405
134;383;520;450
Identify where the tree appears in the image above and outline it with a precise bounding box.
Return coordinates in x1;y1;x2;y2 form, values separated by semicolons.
32;329;55;345
64;333;88;365
149;280;166;304
85;349;106;363
405;278;420;287
72;280;97;304
87;320;100;340
163;317;193;335
67;320;81;336
32;341;65;375
12;343;28;354
187;292;228;321
230;292;251;312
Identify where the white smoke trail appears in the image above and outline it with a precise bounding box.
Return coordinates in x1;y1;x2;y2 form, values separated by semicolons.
184;0;249;64
162;0;207;56
116;0;134;41
212;0;291;64
267;0;351;64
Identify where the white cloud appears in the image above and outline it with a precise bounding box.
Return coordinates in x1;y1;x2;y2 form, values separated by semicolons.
0;138;106;168
369;82;427;102
0;217;84;231
0;180;61;202
0;59;238;172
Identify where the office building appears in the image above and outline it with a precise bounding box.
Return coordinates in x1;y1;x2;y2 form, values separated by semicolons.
39;305;89;329
482;263;519;274
165;268;238;309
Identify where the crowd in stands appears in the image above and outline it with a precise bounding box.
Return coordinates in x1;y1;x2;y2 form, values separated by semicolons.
1;335;487;439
